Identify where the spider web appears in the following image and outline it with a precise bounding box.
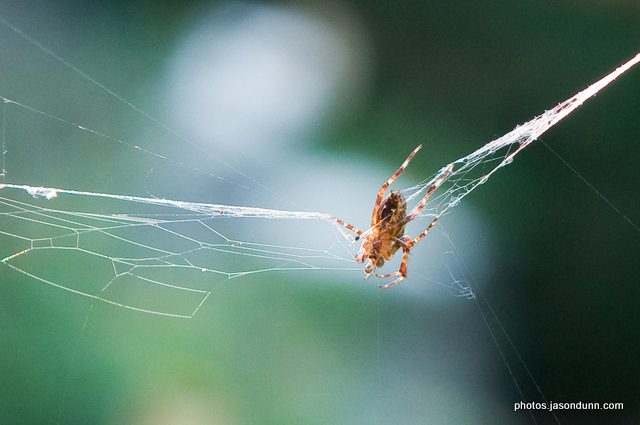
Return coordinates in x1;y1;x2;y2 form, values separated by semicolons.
401;53;640;227
0;12;637;318
0;181;361;318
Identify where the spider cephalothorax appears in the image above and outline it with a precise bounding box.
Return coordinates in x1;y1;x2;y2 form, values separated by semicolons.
333;145;453;288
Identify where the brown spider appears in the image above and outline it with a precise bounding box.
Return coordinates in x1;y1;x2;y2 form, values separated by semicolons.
334;145;453;288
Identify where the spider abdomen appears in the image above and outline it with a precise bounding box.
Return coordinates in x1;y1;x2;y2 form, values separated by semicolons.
376;191;407;260
378;190;407;225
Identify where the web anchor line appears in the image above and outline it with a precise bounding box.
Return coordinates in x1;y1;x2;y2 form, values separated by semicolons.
428;52;640;222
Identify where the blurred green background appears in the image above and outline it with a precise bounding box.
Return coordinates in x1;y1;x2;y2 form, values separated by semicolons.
0;1;638;424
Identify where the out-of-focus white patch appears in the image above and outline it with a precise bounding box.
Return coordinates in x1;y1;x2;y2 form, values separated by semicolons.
163;1;371;159
155;1;497;301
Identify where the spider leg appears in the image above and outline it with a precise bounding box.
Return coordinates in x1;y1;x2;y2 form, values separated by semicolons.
332;217;363;238
412;217;438;245
377;249;410;288
378;273;405;288
405;163;453;222
371;145;422;226
377;219;438;288
376;236;412;288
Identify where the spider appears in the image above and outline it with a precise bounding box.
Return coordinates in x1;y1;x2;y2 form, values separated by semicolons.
334;145;454;288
